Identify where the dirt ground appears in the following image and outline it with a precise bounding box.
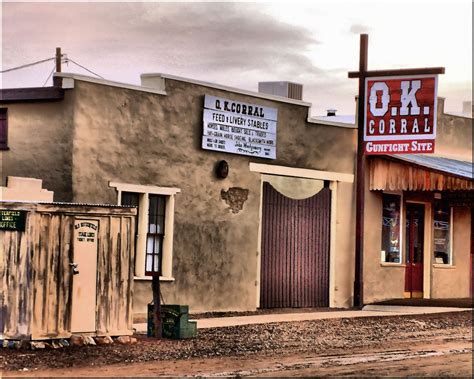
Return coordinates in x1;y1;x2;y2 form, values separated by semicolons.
1;311;472;377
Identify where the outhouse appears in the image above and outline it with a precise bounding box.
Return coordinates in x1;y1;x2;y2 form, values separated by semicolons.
0;202;136;340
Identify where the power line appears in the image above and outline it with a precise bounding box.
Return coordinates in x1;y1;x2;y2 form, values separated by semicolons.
42;64;56;87
1;57;56;74
64;58;104;79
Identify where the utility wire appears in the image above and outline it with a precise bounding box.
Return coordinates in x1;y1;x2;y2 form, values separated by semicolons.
64;58;104;79
1;57;56;74
42;64;56;87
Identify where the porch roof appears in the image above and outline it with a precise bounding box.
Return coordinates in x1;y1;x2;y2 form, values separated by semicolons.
369;155;474;191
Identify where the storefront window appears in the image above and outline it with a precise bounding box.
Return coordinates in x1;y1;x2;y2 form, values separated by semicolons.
433;203;451;264
381;194;402;263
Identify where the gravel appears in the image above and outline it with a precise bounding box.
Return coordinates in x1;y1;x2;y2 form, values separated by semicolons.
1;311;471;372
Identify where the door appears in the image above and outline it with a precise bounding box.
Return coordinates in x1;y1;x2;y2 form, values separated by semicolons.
260;182;331;308
405;204;424;298
70;219;99;333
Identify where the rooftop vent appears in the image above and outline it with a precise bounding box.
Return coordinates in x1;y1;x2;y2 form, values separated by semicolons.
326;109;337;117
258;81;303;100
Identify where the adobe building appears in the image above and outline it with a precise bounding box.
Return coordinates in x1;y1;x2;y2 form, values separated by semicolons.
0;73;357;315
0;72;472;318
363;98;473;303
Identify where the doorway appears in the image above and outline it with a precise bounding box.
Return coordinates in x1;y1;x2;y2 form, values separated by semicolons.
70;219;99;333
405;203;425;298
260;182;331;308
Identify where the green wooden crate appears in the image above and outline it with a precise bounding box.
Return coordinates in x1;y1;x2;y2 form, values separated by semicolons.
147;304;197;339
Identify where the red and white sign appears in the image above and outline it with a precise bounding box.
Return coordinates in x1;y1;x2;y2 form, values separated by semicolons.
364;75;438;155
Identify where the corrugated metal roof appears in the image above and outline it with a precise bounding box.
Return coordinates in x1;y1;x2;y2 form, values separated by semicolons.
390;155;473;180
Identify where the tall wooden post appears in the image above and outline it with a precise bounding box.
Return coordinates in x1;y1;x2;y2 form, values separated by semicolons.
152;274;162;338
55;47;62;73
354;34;368;308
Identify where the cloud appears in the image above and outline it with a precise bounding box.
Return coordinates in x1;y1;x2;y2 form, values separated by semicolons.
349;23;370;34
2;2;323;83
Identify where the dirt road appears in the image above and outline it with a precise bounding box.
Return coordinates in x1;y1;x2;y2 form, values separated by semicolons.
2;311;472;377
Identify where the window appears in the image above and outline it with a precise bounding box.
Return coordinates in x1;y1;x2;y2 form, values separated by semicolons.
112;182;180;279
381;194;402;263
0;108;8;150
145;195;166;275
433;203;452;264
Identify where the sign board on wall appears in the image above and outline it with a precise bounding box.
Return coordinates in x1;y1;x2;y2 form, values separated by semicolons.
364;75;438;155
202;95;278;159
0;210;27;231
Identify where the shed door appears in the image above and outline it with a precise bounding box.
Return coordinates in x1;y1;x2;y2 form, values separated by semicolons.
260;182;331;308
71;219;99;333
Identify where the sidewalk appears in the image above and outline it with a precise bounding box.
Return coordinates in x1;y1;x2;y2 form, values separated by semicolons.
133;305;470;333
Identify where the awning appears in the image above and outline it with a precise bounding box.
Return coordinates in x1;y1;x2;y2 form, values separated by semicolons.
369;155;474;191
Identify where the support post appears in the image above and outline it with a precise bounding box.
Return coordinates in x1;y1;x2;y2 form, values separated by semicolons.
55;47;62;73
152;275;162;338
354;34;368;308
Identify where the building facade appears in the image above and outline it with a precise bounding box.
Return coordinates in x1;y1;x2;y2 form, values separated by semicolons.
1;73;357;314
0;73;472;316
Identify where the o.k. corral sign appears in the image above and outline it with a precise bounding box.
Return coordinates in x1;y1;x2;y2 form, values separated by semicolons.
364;75;438;154
202;95;278;159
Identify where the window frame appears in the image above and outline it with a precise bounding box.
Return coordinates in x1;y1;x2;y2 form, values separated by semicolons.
380;191;404;265
111;182;180;280
433;203;453;266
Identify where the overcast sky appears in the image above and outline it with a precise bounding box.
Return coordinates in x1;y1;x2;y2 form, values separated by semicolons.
1;1;472;115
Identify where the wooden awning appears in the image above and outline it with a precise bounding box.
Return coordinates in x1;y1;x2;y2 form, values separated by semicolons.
369;157;474;191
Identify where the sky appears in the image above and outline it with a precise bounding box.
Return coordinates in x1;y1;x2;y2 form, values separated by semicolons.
1;0;472;116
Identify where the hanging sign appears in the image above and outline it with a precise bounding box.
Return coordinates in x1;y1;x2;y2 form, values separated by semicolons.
0;210;27;231
202;95;278;159
364;75;438;155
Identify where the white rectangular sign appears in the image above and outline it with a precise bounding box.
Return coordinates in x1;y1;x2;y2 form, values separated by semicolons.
202;95;278;159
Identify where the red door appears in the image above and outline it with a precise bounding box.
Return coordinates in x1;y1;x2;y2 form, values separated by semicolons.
471;207;473;298
405;203;424;298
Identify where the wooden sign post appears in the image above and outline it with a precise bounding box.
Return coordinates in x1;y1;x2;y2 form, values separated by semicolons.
348;34;444;307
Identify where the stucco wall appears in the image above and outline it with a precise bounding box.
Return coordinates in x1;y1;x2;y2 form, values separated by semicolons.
68;79;356;312
435;98;473;161
431;207;471;298
333;181;356;307
363;189;406;303
0;96;74;201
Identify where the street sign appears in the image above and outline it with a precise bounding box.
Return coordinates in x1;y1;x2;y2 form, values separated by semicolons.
364;75;438;155
202;95;278;159
0;210;27;231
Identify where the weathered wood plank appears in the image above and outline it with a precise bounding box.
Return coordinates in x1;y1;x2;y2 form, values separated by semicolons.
57;215;73;337
96;217;110;335
46;215;61;336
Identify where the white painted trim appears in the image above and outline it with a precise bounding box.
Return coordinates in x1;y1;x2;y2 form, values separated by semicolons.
256;179;264;309
134;276;175;282
144;73;312;107
54;73;167;96
432;264;457;269
109;181;180;279
249;163;354;183
307;117;357;129
109;182;181;195
329;181;338;308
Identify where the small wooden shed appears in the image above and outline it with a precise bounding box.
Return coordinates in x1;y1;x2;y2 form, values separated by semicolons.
0;202;136;340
